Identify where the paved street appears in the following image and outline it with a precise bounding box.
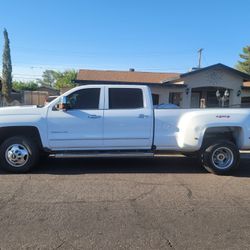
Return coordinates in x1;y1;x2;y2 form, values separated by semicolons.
0;156;250;250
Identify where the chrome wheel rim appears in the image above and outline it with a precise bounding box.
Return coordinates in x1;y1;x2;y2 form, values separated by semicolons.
211;147;234;170
5;144;29;167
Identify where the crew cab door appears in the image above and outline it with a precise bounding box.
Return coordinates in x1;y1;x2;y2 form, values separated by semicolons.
47;86;104;149
103;86;154;149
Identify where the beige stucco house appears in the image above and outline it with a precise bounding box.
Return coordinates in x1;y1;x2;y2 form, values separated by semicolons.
75;63;250;108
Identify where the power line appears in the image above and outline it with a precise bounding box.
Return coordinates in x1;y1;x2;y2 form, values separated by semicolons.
13;77;41;80
13;73;43;77
12;63;188;72
11;46;197;57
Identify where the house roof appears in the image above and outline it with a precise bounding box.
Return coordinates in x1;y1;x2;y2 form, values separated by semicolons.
76;69;180;84
163;63;250;83
76;64;250;89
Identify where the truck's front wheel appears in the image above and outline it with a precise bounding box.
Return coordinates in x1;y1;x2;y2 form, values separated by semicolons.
201;140;240;175
0;136;39;173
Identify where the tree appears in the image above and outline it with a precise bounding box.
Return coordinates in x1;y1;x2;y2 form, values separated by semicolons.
2;29;12;103
38;70;61;87
37;69;77;89
54;70;77;89
236;46;250;74
12;81;38;91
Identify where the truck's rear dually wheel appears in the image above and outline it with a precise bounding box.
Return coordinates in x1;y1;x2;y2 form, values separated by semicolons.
0;136;39;173
201;140;240;175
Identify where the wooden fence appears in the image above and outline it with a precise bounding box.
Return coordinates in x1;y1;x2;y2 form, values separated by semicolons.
0;91;50;106
23;91;48;106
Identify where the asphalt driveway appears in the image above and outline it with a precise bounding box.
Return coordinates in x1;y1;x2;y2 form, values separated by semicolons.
0;156;250;249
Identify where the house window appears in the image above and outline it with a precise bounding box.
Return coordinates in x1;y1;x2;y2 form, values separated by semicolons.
207;90;229;108
241;97;250;108
169;92;182;106
152;94;159;105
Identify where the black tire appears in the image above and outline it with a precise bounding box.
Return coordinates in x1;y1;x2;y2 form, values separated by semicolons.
0;136;39;173
200;140;240;175
40;151;50;163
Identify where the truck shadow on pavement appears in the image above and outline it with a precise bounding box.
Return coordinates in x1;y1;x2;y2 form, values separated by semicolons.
0;157;249;177
27;157;250;177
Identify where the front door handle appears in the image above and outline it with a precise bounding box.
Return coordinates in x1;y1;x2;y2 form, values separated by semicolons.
138;114;149;118
88;114;101;119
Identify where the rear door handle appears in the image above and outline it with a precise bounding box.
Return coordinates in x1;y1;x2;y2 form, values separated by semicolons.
88;114;101;119
138;114;149;118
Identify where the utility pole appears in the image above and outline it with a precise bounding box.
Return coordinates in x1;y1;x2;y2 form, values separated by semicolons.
198;48;203;68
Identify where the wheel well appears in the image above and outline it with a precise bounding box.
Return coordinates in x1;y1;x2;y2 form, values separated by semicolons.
0;126;43;149
202;126;243;148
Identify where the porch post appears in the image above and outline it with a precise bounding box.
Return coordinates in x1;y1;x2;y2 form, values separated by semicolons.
182;88;191;108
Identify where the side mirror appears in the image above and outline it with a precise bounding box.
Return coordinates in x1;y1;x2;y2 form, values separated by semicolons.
58;96;69;110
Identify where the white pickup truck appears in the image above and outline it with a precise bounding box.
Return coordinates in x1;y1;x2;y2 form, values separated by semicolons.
0;84;249;174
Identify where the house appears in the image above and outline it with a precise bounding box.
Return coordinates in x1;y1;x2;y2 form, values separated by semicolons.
75;68;181;105
37;86;60;96
163;64;250;108
75;64;250;108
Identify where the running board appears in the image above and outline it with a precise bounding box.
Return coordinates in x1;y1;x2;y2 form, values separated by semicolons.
49;152;154;159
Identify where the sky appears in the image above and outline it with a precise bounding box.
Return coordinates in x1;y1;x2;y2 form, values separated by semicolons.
0;0;250;81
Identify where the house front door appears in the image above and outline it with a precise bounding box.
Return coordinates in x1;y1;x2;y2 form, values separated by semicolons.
191;92;200;108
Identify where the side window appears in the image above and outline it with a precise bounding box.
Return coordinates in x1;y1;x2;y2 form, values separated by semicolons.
169;92;182;106
67;88;100;109
109;88;144;109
